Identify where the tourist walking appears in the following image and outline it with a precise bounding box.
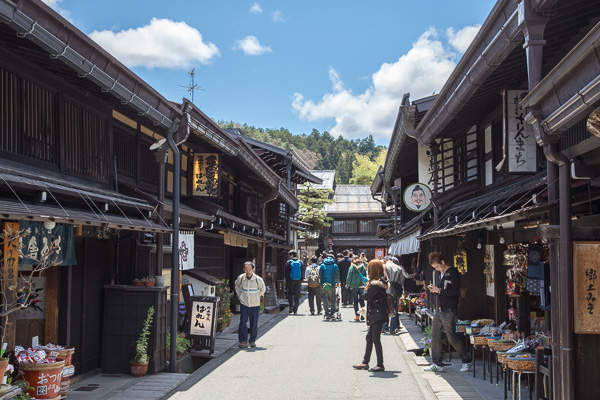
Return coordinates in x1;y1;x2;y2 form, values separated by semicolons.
285;250;303;315
346;255;367;321
320;253;340;320
353;260;388;372
234;261;266;348
424;251;472;372
305;255;322;315
337;249;352;306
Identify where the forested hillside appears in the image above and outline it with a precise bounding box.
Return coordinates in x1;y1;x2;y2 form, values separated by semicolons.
218;121;387;184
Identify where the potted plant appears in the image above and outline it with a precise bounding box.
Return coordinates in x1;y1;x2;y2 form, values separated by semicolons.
130;306;154;377
215;281;233;332
132;278;144;287
231;294;241;313
167;331;191;359
143;276;156;287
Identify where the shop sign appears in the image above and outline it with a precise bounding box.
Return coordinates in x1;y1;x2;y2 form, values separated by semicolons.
193;153;219;197
18;221;77;267
403;183;432;212
506;90;537;173
574;242;600;333
189;295;218;354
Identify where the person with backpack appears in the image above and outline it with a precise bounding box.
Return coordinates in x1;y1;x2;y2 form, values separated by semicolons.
346;255;367;321
383;255;414;334
352;259;389;372
285;250;303;315
319;253;340;320
304;255;322;315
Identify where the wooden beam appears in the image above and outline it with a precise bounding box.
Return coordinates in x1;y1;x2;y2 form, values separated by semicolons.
44;266;59;344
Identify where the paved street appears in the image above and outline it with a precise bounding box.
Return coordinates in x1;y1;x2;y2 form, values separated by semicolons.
167;299;435;400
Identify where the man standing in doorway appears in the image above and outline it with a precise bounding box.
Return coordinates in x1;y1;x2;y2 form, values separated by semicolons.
285;250;303;315
234;261;266;348
424;252;472;372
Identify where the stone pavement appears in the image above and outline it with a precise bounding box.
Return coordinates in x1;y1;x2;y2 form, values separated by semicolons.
67;295;510;400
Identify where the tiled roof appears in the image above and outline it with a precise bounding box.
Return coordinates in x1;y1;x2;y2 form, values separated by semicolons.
325;185;384;214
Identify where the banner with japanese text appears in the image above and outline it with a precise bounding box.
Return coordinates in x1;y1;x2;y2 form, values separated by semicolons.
18;221;77;266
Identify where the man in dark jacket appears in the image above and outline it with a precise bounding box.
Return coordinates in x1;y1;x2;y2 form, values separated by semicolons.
337;249;352;306
285;250;303;315
424;252;472;373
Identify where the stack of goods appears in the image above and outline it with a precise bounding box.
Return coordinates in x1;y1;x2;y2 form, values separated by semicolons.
34;344;75;399
455;319;471;333
15;346;65;400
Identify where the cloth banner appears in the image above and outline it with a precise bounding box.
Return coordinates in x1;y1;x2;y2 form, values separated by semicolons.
178;231;195;270
18;221;77;266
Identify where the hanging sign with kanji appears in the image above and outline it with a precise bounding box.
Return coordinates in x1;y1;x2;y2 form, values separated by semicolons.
193;153;219;197
574;242;600;333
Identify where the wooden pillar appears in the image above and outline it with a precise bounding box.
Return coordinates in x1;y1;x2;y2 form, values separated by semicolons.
44;266;59;344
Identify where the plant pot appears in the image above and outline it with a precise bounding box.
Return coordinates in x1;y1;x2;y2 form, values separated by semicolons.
0;359;8;382
155;275;166;287
133;281;144;287
144;281;155;287
129;361;148;377
398;305;406;312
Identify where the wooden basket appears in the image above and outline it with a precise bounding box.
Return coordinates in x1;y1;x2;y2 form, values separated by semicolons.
497;351;525;364
456;325;467;333
506;356;536;372
470;335;489;346
489;340;516;352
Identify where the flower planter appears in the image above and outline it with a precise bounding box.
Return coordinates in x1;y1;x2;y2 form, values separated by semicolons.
129;361;148;377
144;282;155;287
133;281;144;287
155;275;166;287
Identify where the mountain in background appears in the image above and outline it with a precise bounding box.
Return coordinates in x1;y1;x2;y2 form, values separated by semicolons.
218;121;387;185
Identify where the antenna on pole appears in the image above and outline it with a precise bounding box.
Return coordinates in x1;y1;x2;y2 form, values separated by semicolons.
177;69;204;103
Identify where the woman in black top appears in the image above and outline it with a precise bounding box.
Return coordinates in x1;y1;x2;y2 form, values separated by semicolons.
353;259;389;372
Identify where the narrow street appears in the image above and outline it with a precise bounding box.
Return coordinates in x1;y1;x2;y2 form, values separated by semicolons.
167;298;436;400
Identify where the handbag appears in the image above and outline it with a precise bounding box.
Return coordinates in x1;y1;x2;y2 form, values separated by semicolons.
359;271;368;286
385;293;396;317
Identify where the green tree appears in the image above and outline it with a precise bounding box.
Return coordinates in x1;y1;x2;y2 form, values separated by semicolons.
296;188;335;230
349;149;387;184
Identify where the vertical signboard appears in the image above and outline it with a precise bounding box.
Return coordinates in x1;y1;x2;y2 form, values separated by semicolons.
2;222;20;348
574;242;600;333
193;153;219;197
188;295;218;354
506;90;537;173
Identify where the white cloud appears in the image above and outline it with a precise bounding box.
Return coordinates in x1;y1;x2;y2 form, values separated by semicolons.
234;35;272;56
447;25;481;53
291;26;480;143
250;3;263;14
40;0;71;20
271;10;284;22
89;18;220;70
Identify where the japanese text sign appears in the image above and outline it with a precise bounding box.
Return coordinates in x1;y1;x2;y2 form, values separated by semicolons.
574;242;600;333
193;153;219;197
506;90;537;173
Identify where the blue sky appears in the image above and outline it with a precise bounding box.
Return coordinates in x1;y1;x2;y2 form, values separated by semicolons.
43;0;496;145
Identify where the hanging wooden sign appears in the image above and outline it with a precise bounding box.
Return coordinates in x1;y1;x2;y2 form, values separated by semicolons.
506;90;537;173
574;242;600;333
192;153;219;197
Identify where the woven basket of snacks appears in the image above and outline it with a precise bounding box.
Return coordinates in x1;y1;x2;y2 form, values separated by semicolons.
489;340;516;352
497;351;524;365
506;355;536;372
486;336;502;346
470;335;489;346
456;325;466;333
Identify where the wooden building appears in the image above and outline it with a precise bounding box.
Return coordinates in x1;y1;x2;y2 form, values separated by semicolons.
376;1;600;398
0;0;316;377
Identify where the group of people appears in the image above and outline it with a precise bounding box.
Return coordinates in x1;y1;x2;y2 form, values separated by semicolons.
233;249;472;375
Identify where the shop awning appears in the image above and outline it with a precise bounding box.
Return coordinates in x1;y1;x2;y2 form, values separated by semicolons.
0;198;170;232
419;173;553;240
0;167;171;232
389;227;421;255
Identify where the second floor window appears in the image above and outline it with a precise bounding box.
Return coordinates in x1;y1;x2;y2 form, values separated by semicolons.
359;220;377;233
332;220;357;234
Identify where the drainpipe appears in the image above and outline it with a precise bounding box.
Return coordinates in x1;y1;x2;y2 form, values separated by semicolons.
166;106;191;373
532;114;573;400
285;153;292;247
155;151;167;277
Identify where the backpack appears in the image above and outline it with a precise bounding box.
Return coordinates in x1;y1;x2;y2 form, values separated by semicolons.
290;259;302;281
307;266;320;288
